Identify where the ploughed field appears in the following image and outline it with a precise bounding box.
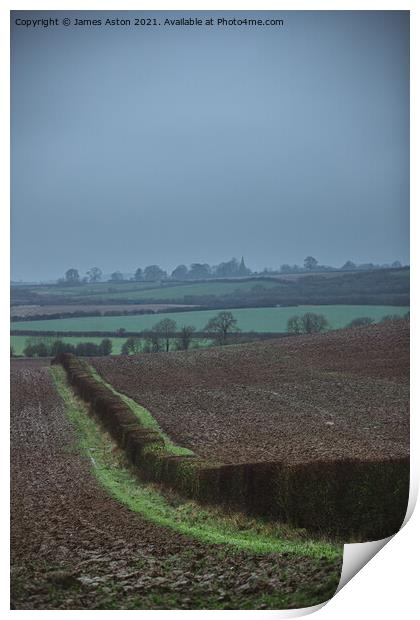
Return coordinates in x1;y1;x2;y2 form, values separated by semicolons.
92;320;409;466
10;302;196;319
11;359;341;609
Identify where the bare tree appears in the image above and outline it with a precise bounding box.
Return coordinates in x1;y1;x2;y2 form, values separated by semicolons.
110;271;124;282
121;337;142;355
153;318;177;352
87;267;102;282
205;311;239;345
64;268;80;284
176;325;196;350
143;330;163;353
144;265;167;281
303;256;318;271
171;264;189;280
287;313;329;335
301;313;328;334
134;267;144;281
287;315;304;334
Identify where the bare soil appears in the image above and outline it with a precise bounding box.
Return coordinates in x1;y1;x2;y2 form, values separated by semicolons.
10;361;340;609
92;321;409;465
11;303;196;318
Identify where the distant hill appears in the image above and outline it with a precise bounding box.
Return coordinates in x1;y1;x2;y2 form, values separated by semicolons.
11;267;409;308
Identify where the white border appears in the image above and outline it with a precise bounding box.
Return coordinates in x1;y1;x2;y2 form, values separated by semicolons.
2;2;417;618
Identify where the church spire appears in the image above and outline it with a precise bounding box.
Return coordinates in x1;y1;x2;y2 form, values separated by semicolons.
238;256;248;276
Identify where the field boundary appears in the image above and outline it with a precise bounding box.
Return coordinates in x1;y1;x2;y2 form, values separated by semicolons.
12;329;288;339
53;353;409;541
50;364;340;559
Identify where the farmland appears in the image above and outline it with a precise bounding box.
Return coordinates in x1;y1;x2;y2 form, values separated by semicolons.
10;317;409;609
10;304;409;336
9;275;410;608
10;303;196;319
11;277;282;304
92;320;409;466
11;359;342;609
36;278;281;299
11;268;410;308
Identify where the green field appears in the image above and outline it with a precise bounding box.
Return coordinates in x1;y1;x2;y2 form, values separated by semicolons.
94;279;283;302
11;304;409;335
12;270;410;312
33;281;161;297
26;278;282;302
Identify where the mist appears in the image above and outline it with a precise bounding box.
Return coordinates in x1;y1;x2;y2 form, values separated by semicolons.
11;10;409;281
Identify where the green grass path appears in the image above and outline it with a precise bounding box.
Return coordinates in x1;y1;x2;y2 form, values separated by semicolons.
50;365;341;560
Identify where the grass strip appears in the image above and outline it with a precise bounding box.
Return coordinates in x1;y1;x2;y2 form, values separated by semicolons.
88;365;193;457
51;365;341;560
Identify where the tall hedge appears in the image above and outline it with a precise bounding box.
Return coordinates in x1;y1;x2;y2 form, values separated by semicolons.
54;353;409;541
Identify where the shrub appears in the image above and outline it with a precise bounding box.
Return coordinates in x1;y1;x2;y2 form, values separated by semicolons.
176;325;196;350
99;338;113;356
121;337;142;355
347;317;374;328
287;313;329;335
381;314;405;323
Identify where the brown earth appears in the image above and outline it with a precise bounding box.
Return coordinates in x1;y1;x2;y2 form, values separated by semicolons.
10;361;341;610
10;303;197;318
92;321;409;466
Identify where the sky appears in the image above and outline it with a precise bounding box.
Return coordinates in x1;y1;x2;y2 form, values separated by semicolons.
11;10;409;281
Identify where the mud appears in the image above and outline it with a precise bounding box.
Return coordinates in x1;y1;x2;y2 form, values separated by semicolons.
10;361;341;609
92;321;409;465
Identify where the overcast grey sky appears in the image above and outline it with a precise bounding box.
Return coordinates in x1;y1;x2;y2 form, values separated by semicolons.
11;10;409;281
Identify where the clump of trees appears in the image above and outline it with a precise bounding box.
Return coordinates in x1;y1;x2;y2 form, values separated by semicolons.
171;264;189;280
169;257;251;280
121;318;195;354
119;311;240;355
303;256;318;271
346;313;409;329
110;271;124;282
142;330;163;353
87;267;102;282
380;313;409;322
121;337;142;355
287;313;329;335
23;341;49;357
144;265;167;281
60;268;81;285
23;338;113;357
213;257;251;278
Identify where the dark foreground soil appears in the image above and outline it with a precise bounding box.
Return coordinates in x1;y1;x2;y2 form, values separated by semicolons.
92;321;409;465
10;361;341;610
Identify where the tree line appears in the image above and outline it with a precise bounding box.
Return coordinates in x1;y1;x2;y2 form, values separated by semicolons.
14;311;241;357
58;256;405;285
286;311;409;335
20;337;113;358
122;311;240;353
59;257;252;285
12;310;409;357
